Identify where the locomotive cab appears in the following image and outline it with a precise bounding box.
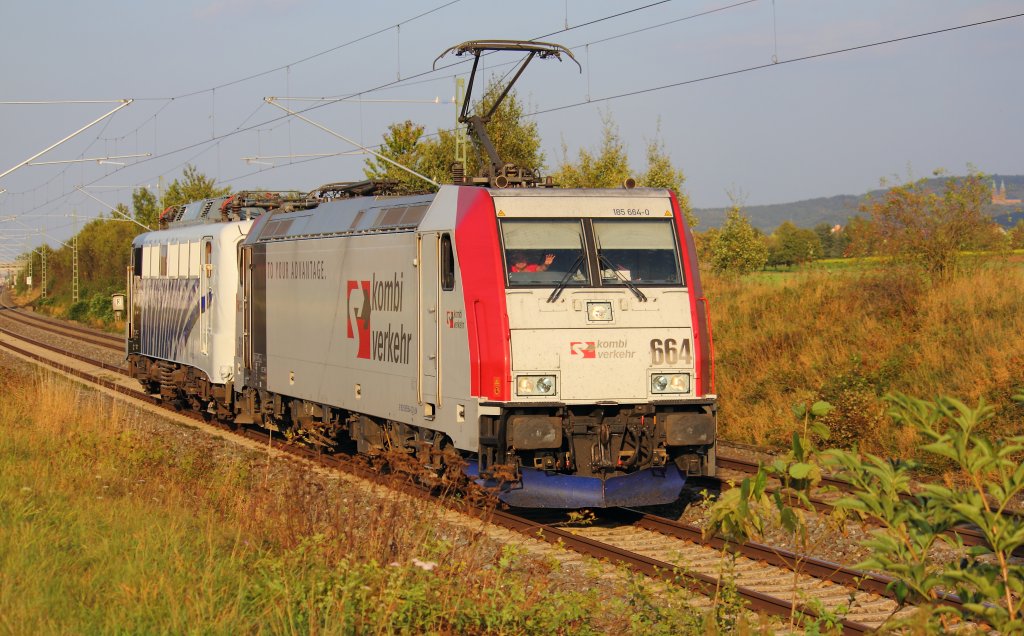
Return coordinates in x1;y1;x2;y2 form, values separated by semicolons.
457;187;717;508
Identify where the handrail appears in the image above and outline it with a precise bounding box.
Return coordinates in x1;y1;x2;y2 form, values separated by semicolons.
699;296;716;395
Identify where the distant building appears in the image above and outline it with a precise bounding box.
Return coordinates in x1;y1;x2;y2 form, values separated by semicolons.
992;179;1022;205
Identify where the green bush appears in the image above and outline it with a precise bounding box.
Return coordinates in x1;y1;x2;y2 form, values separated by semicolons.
825;393;1024;632
67;300;89;321
87;291;115;322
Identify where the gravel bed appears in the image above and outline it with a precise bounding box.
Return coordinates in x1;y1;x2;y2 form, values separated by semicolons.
0;309;127;369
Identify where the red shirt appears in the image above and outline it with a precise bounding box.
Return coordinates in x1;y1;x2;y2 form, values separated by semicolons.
511;263;541;272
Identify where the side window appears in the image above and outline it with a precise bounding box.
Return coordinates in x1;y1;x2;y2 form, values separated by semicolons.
178;243;189;277
441;233;455;291
145;245;159;277
189;241;200;277
204;239;213;278
159;245;168;277
133;247;143;276
167;242;179;279
144;246;155;276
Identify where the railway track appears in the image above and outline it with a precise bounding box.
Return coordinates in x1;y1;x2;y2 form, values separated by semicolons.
0;298;123;351
0;319;974;634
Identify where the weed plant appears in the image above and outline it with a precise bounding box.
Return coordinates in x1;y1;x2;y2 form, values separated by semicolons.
709;390;1024;633
0;369;725;634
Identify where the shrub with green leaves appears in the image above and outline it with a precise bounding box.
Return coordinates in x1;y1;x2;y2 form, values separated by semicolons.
704;401;845;632
88;291;116;322
824;392;1024;632
67;299;89;321
707;401;831;546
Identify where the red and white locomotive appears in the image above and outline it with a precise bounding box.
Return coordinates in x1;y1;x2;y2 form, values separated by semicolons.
127;182;716;507
126;41;717;508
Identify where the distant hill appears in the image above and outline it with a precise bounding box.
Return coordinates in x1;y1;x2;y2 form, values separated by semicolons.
694;174;1024;231
993;210;1024;230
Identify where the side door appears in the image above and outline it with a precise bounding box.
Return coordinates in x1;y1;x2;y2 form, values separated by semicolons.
419;232;440;416
240;244;252;370
200;236;214;355
127;246;142;354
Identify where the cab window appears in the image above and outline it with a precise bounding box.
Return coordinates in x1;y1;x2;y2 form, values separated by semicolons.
500;219;589;287
592;219;684;286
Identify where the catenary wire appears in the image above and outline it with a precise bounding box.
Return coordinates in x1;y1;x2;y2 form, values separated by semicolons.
533;11;1024;116
7;6;1020;234
193;9;1024;194
36;0;734;190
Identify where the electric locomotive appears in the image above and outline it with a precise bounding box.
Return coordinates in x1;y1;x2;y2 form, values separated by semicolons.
125;40;717;508
126;196;257;410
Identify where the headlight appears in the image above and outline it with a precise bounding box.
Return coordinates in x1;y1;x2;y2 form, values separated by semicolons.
516;375;557;396
587;301;613;322
652;373;690;394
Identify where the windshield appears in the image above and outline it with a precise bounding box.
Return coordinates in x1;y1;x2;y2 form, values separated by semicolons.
593;219;683;286
502;219;589;287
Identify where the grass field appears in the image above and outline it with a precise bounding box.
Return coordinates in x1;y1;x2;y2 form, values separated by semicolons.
706;260;1024;455
7;258;1018;632
0;368;747;635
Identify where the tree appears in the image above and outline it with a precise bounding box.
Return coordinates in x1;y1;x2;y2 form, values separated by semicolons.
553;114;696;226
132;187;160;230
830;227;851;258
693;228;718;265
161;165;230;209
639;135;698;228
710;206;768;275
363;120;435;193
1012;219;1024;250
551;111;631;189
767;221;821;268
74;211;136;290
825;393;1024;632
468;79;545;175
851;173;996;277
416;129;458;186
32;210;136;301
365;81;545;189
813;222;835;257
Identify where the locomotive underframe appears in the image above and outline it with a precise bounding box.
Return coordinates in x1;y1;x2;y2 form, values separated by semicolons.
478;402;716;482
128;354;469;475
128;353;715;487
128;354;233;419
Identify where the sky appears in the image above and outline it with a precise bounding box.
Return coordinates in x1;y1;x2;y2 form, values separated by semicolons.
1;0;1022;257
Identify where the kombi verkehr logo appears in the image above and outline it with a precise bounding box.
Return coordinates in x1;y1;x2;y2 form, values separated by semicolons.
570;341;596;358
346;273;413;364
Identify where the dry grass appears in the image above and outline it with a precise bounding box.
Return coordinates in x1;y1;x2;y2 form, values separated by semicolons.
707;262;1024;453
0;368;737;635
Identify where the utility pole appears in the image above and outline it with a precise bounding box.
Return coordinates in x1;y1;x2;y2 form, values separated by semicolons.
72;208;79;303
41;248;47;300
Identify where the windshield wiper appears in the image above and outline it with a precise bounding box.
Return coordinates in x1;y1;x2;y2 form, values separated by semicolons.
599;254;647;302
546;253;585;303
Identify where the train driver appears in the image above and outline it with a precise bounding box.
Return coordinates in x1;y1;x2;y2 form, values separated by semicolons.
509;250;556;273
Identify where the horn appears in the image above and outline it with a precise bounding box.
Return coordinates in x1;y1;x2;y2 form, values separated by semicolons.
622;177;636;190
